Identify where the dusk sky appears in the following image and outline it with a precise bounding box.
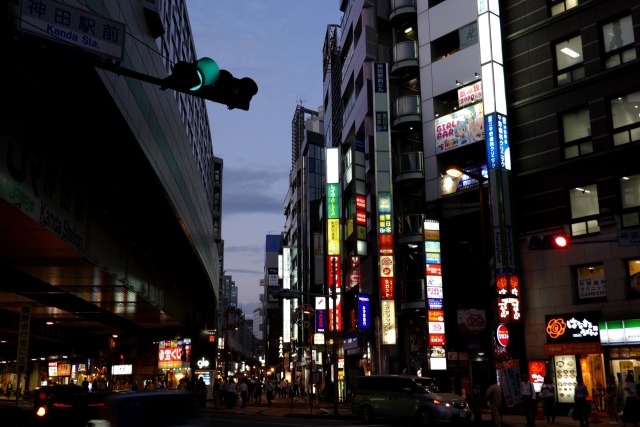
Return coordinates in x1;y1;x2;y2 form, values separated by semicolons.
187;2;341;313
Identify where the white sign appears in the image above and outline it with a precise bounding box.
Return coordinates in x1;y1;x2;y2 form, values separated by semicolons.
196;357;210;369
111;364;133;375
18;0;126;61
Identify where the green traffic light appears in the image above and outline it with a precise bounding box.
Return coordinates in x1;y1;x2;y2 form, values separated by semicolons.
192;57;220;91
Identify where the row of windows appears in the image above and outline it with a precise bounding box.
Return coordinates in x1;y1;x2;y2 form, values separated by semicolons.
562;90;640;159
569;174;640;236
555;15;636;86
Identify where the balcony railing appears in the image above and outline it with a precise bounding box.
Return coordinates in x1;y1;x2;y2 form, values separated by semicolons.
391;41;418;74
389;0;417;22
393;95;421;126
398;213;427;242
394;151;424;182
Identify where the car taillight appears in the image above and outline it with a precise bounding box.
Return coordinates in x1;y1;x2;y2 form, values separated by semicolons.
36;406;47;417
88;402;106;407
433;399;441;405
52;402;74;408
37;391;47;400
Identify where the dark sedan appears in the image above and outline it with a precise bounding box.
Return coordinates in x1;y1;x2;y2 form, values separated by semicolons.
32;384;108;427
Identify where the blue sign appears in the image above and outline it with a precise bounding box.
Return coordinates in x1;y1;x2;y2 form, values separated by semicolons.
358;294;371;329
374;63;387;93
485;113;511;170
428;298;444;310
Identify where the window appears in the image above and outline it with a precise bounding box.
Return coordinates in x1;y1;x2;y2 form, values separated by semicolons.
611;90;640;146
575;263;607;302
620;174;640;228
431;22;478;62
602;15;636;69
555;35;584;86
562;108;592;158
550;0;579;16
627;259;640;299
570;184;600;236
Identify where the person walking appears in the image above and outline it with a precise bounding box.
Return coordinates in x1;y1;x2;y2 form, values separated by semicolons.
196;376;207;409
521;374;538;427
621;373;639;427
486;381;503;427
239;378;249;408
265;380;275;406
226;378;237;409
606;375;619;424
253;379;263;404
574;377;590;427
212;378;221;410
541;375;556;424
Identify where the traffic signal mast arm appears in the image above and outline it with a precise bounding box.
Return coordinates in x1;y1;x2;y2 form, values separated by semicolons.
95;57;258;111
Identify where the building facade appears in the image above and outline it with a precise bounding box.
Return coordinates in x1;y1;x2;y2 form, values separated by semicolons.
1;0;220;392
271;0;640;406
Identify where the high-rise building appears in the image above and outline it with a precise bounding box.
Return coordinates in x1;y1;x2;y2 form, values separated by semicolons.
278;105;327;392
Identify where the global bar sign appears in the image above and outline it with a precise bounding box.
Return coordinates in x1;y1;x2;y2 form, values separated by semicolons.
496;324;509;347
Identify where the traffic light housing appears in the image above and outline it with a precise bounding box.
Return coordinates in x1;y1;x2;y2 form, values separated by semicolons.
161;58;258;110
528;234;569;249
196;70;258;111
161;57;220;92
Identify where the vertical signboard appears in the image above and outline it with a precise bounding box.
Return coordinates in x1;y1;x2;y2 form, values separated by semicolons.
424;220;446;370
17;304;31;376
478;0;520;333
373;62;396;347
326;148;342;333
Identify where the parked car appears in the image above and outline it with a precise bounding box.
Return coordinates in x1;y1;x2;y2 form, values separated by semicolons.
350;375;470;425
32;384;108;427
85;390;207;427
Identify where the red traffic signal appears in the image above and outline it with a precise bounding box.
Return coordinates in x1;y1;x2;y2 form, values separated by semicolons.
528;234;569;249
551;234;568;248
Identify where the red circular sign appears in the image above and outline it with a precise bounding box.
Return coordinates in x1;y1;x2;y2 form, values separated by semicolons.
496;324;510;347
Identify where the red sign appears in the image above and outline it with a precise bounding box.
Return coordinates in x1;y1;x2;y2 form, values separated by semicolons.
379;235;394;255
496;324;510;347
356;194;366;210
543;342;602;355
356;211;367;225
380;277;395;299
426;264;442;276
328;256;341;287
430;334;446;345
158;346;182;362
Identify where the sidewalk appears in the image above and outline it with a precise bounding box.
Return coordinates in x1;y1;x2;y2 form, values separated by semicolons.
203;395;352;418
206;395;617;427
